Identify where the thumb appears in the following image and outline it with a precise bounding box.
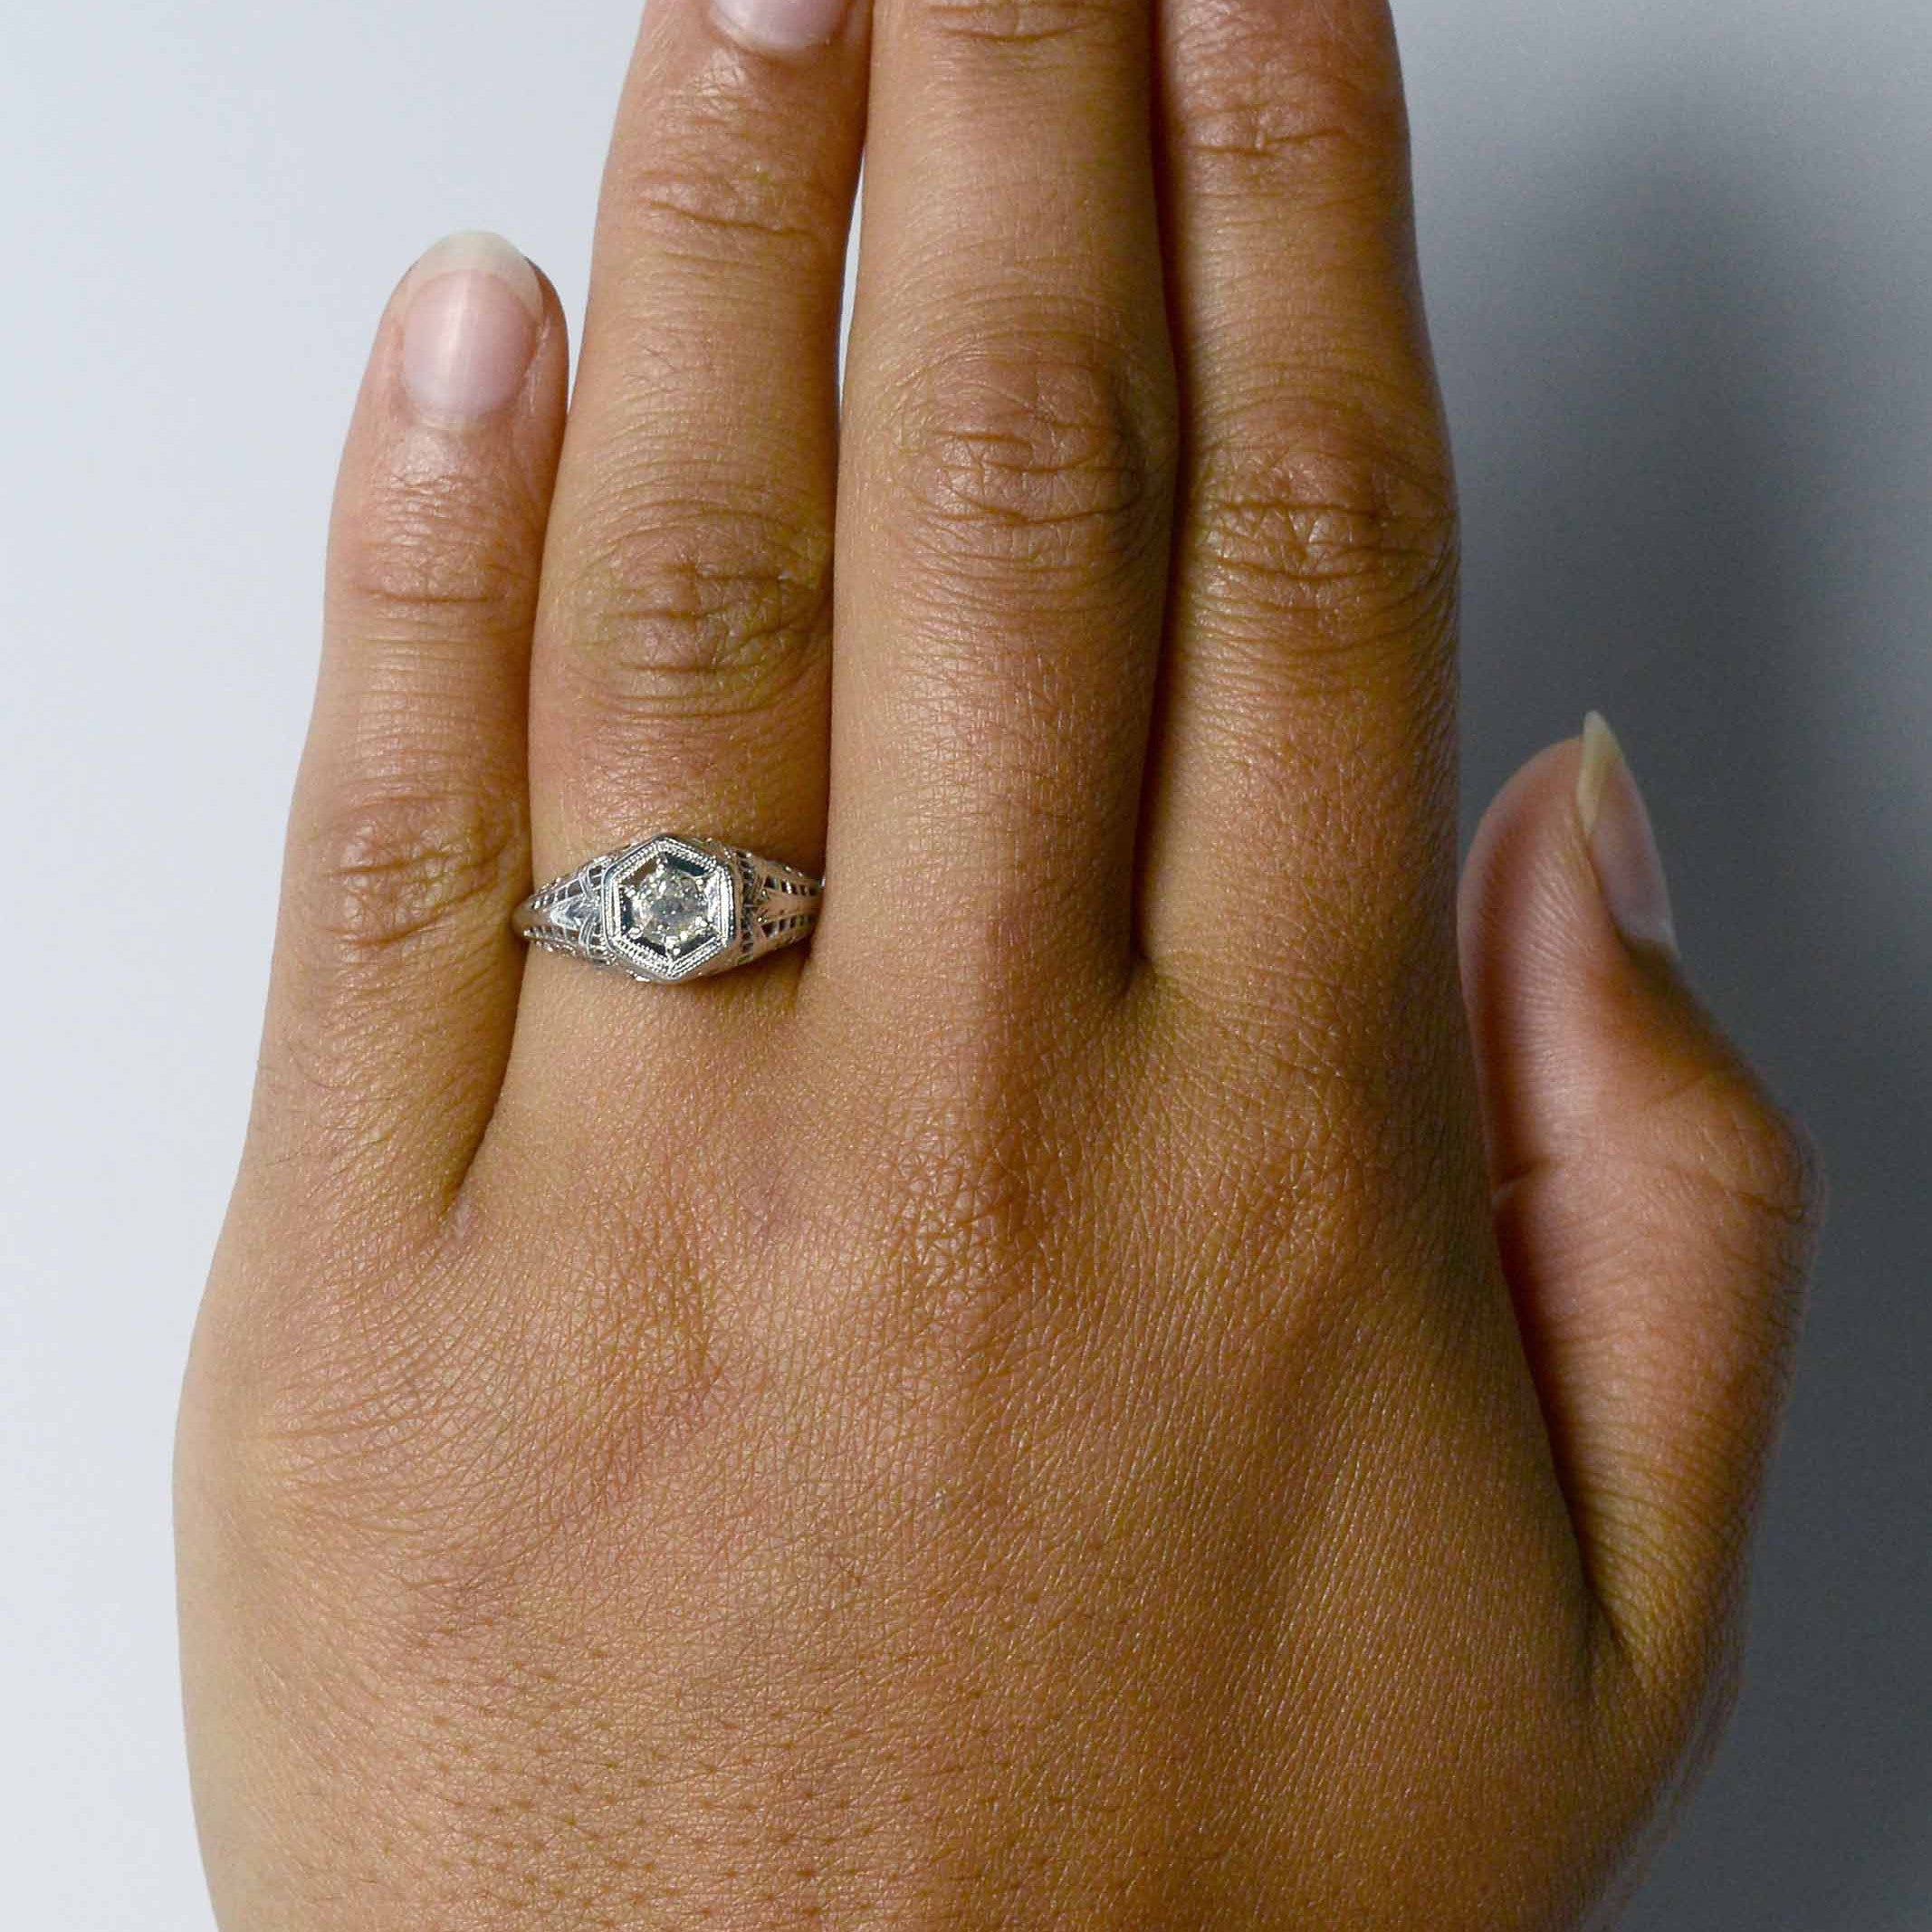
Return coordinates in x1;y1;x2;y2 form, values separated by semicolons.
1459;715;1823;1705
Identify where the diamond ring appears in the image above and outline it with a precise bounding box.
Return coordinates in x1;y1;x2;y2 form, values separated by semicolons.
513;835;822;984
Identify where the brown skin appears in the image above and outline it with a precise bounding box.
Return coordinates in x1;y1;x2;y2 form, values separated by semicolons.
175;0;1821;1924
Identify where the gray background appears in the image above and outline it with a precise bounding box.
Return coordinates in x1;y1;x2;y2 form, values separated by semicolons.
2;0;1925;1922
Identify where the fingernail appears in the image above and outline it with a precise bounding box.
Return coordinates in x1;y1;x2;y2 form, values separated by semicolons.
711;0;849;56
1576;712;1679;960
398;231;542;422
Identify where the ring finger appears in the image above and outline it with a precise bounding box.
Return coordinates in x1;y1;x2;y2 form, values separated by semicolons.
523;0;869;1018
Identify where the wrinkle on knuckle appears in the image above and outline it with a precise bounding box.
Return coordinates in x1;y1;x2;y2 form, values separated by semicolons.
535;1187;726;1449
1160;952;1365;1084
850;1051;1082;1350
336;466;536;624
295;783;527;967
914;0;1122;53
554;495;832;721
209;1221;727;1630
1170;0;1408;185
1147;976;1476;1310
1643;1066;1823;1266
1153;1076;1409;1358
1155;879;1457;1082
1187;394;1458;663
880;330;1175;576
257;1023;483;1216
201;1249;500;1535
611;152;844;269
1597;1588;1748;1797
893;1117;1038;1310
1177;59;1405;201
1683;1612;1751;1768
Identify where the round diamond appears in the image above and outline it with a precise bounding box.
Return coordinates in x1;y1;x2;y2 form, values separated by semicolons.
625;863;714;954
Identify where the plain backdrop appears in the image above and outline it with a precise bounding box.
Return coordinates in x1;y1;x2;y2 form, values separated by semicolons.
3;0;1927;1922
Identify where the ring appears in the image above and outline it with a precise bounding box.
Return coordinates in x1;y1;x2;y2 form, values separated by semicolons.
513;835;822;984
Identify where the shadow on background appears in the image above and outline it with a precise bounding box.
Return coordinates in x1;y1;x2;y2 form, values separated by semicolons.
1438;127;1932;1927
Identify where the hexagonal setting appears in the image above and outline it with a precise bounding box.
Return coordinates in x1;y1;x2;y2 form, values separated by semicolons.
601;837;735;981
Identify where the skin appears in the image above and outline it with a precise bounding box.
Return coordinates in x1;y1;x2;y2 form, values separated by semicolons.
175;0;1822;1924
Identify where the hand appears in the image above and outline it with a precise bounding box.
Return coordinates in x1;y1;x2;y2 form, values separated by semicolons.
176;0;1821;1922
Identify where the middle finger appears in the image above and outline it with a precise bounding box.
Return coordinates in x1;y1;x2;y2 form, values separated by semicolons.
822;0;1177;1007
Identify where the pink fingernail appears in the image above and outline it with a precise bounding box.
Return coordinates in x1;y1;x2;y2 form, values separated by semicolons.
712;0;850;56
1576;712;1679;960
398;231;543;422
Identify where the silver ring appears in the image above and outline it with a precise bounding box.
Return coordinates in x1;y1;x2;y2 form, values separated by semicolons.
513;835;822;984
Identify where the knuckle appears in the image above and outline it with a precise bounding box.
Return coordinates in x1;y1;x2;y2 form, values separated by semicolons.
335;466;538;628
195;1214;723;1631
1671;1629;1748;1783
1211;1003;1455;1229
858;1084;1075;1361
1602;1600;1750;1805
295;781;526;965
1661;1067;1824;1260
886;1109;1044;1308
206;1360;545;1651
553;493;832;721
188;1247;478;1535
879;328;1176;580
1186;389;1459;670
915;0;1121;53
817;1007;1094;1343
1173;29;1408;202
611;148;845;270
